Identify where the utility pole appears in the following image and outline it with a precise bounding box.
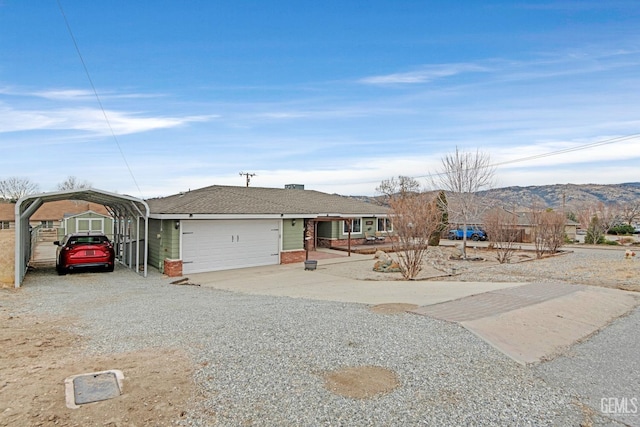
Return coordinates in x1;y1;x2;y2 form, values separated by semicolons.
239;171;256;187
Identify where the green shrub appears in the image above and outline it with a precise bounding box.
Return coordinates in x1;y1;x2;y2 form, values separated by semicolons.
604;239;619;245
609;224;635;235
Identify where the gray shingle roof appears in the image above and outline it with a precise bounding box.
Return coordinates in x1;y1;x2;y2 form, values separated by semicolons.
146;185;388;216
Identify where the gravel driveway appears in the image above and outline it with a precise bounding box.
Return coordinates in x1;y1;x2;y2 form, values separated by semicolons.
3;246;639;426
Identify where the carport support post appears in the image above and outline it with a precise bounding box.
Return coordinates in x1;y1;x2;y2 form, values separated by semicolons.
143;216;148;277
14;197;43;288
136;216;140;273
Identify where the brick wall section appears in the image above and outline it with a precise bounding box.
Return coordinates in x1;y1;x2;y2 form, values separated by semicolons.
163;258;183;277
330;238;366;247
0;230;15;287
281;250;307;264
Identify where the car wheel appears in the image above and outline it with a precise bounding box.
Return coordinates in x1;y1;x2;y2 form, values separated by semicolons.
56;266;67;276
471;234;480;241
448;233;455;240
105;264;114;272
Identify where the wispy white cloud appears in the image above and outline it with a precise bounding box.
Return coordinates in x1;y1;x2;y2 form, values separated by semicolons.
252;105;407;120
32;89;95;100
0;86;167;101
0;105;217;135
359;63;490;85
34;89;165;101
359;49;640;87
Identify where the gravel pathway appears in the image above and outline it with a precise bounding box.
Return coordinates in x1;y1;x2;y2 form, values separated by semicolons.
5;248;638;426
534;307;640;427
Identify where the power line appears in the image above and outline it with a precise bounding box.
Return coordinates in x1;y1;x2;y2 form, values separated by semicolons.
490;133;640;168
413;132;640;181
56;0;143;198
323;132;639;188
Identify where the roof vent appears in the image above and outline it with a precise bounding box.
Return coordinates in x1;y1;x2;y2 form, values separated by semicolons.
285;184;304;190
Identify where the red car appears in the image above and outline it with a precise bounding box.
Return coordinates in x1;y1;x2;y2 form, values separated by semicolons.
54;232;115;275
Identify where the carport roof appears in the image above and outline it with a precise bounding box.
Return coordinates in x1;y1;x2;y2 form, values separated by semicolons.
147;185;388;216
17;188;149;218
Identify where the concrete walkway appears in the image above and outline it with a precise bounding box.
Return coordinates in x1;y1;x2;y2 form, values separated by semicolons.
190;254;640;365
30;239;57;267
412;282;638;364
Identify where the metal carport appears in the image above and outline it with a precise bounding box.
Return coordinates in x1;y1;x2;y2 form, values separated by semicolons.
14;188;149;287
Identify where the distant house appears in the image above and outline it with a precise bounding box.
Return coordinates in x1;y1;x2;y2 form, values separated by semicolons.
479;206;578;243
146;185;389;275
0;200;112;234
0;204;10;230
514;210;578;243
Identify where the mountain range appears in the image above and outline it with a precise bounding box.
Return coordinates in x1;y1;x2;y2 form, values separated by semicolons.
480;182;640;210
351;183;640;211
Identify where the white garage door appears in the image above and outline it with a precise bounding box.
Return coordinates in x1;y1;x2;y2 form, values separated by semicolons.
181;219;280;274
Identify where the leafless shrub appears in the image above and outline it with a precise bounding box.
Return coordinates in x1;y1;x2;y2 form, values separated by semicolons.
377;176;443;280
388;192;443;279
531;206;565;258
483;208;520;263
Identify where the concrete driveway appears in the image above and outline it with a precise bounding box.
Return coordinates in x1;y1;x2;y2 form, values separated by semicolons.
188;253;525;305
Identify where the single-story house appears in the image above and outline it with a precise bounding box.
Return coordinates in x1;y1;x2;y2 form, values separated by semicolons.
146;184;389;275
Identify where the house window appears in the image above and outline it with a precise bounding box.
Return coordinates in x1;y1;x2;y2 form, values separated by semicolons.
0;221;9;230
343;218;361;234
41;220;54;229
377;218;393;232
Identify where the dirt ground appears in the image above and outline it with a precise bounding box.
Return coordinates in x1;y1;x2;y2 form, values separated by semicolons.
2;245;638;426
329;245;640;292
0;309;196;427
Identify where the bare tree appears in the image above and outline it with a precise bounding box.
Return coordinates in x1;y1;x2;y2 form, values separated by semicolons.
57;176;92;191
483;207;520;263
0;177;39;202
377;176;443;280
572;201;621;234
619;201;640;226
376;175;421;202
598;202;622;234
571;201;595;231
432;147;495;258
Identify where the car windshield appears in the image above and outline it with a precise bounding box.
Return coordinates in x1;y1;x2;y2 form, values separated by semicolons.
68;236;109;245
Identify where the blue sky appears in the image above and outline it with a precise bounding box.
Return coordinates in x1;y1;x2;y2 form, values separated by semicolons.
1;1;639;198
